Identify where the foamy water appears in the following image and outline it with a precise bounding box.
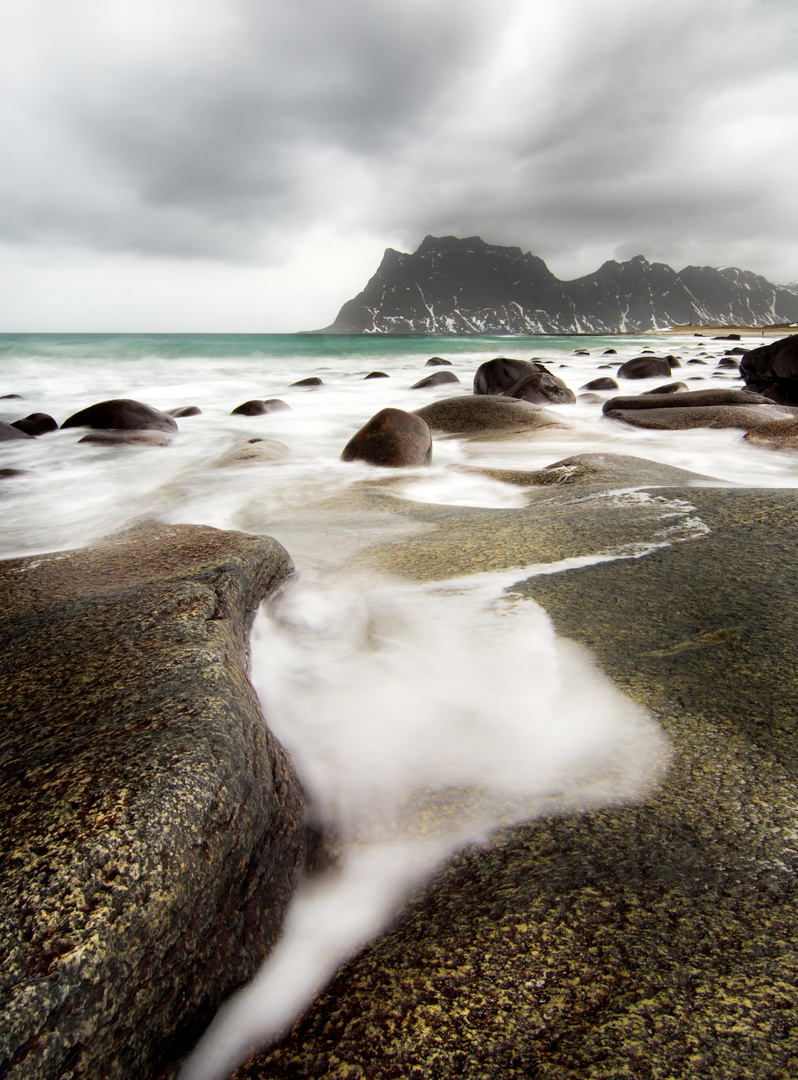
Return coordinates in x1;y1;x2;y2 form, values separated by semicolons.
1;330;795;1076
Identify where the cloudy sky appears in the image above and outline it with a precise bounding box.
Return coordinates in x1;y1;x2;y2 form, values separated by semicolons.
2;0;796;331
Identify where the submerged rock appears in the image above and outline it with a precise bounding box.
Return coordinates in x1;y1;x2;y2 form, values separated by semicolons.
216;438;291;466
580;377;619;391
603;388;770;413
604;403;795;431
616;355;672;379
231;399;290;416
413;395;570;435
410;371;460;390
168;405;203;417
62;398;178;433
0;524;306;1079
10;413;58;436
341;408;432;467
78;430;174;446
425;357;453;366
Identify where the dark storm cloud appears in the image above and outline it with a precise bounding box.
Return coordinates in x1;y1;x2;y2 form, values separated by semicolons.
2;0;797;282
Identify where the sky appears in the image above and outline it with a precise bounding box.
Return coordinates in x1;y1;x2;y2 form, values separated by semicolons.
1;0;796;332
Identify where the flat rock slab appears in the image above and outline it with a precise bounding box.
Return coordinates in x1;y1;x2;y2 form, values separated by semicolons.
604;402;797;431
235;478;798;1080
0;524;306;1079
413;395;570;435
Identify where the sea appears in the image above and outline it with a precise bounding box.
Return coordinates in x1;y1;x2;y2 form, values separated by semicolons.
1;330;795;1077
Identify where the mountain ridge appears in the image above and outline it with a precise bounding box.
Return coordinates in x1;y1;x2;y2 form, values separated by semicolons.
317;235;798;334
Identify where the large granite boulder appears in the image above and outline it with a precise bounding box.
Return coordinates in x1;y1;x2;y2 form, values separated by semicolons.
740;333;798;404
413;396;570;436
10;413;58;436
616;355;672;379
473;357;540;395
0;524;306;1079
341;408;432;467
474;358;574;404
61;398;178;434
602;388;771;413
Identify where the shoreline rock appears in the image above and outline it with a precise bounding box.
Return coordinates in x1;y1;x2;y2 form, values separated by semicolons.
0;523;306;1079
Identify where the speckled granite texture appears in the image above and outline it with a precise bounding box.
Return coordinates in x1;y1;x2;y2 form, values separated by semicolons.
0;523;306;1079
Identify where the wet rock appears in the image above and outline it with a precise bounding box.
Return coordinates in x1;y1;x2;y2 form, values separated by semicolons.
425;357;453;366
414;396;570;435
364;371;389;379
216;438;291;466
643;382;688;395
235;485;798;1080
473;357;539;395
604;403;796;431
290;377;323;388
231;399;290;416
78;430;174;447
341;408;432;467
505;367;576;405
740;333;798;405
0;420;32;442
666;355;682;368
10;413;59;436
168;405;203;417
716;358;740;369
0;393;22;399
687;358;708;365
0;523;305;1080
743;418;798;450
616;356;672;379
62;398;178;433
602;388;770;413
580;377;619;391
602;348;617;355
410;371;460;390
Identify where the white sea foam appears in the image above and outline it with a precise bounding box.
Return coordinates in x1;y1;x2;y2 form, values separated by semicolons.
179;566;670;1080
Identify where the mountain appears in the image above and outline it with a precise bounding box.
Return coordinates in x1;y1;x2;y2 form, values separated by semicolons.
319;235;798;334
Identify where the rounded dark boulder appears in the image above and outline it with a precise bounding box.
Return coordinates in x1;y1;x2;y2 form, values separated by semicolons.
505;365;576;405
474;357;537;395
11;412;59;436
231;399;289;416
364;371;389;379
643;382;688;395
425;357;453;366
168;405;203;417
580;377;619;392
410;371;460;390
616;356;672;379
290;376;323;388
341;408;432;467
62;398;178;433
740;333;798;405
